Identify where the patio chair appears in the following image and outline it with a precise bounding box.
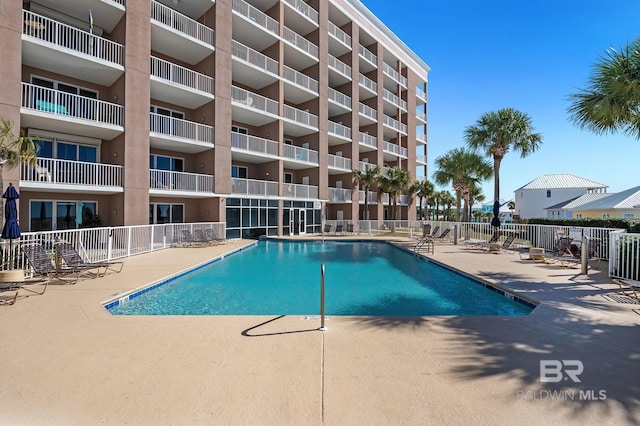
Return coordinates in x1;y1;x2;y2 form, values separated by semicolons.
0;274;49;305
491;234;516;253
204;228;228;244
335;224;344;235
518;247;546;263
465;231;499;250
323;224;332;235
53;242;123;277
346;223;355;233
429;226;440;238
432;227;451;242
181;229;206;247
20;242;90;284
613;279;640;302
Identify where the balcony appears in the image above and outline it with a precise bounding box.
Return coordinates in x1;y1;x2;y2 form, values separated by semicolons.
416;153;427;165
327;154;352;173
150;56;214;109
416;87;427;104
283;183;318;200
283;0;319;28
232;0;279;51
21;83;124;141
283;26;319;69
383;141;408;159
328;22;351;56
358;133;377;151
328;121;352;145
359;190;378;204
231;41;279;90
416;133;427;144
328;88;352;117
232;177;278;197
328;188;352;203
149;169;214;198
150;0;215;65
149;113;214;153
416;110;427;124
328;54;352;86
231;132;279;163
358;74;377;99
283;105;319;137
358;102;377;125
283;145;319;169
358;45;377;72
283;65;319;104
383;63;407;88
231;86;279;126
358;162;378;173
20;158;123;194
383;88;407;113
383;114;408;135
22;10;124;86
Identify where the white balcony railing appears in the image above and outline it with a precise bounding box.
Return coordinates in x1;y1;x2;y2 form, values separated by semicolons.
21;158;123;187
283;145;319;164
416;153;427;164
283;0;319;24
283;105;319;128
383;63;407;87
232;86;279;115
283;65;319;93
359;74;377;93
23;10;124;66
359;44;377;67
232;41;279;75
416;133;427;144
327;154;352;170
327;21;351;48
416;110;427;122
358;162;377;172
149;113;214;144
232;0;279;35
383;88;407;111
359;133;377;148
328;54;352;79
151;56;214;95
328;121;352;140
359;190;378;204
328;187;352;202
232;178;278;197
383;141;408;158
283;183;319;199
359;103;377;121
383;114;408;134
328;88;352;109
150;169;213;193
151;0;215;46
22;83;123;127
283;26;319;59
231;132;279;157
416;87;427;102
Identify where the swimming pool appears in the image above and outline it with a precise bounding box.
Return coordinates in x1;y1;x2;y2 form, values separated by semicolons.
106;240;535;316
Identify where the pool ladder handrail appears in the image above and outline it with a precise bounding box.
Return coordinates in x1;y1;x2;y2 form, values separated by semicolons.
413;236;434;255
319;263;327;331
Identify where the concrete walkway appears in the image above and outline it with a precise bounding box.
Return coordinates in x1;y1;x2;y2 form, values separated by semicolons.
0;238;638;425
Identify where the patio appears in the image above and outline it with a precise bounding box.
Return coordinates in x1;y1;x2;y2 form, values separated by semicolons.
0;238;638;425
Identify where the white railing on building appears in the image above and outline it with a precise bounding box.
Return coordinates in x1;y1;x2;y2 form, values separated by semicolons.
283;26;319;59
328;187;352;202
23;10;125;66
151;56;214;95
358;44;377;67
358;102;377;121
416;87;427;102
150;113;214;144
22;83;123;127
232;0;279;35
359;74;377;93
283;144;319;164
383;88;407;110
283;65;319;93
328;121;352;140
232;41;279;75
416;133;427;144
382;63;407;87
283;183;319;199
327;154;352;170
232;178;278;197
383;141;408;158
327;21;351;47
383;114;408;134
283;0;319;24
232;86;279;115
231;132;279;157
283;105;319;128
328;88;352;109
21;158;123;187
358;162;378;172
328;54;352;79
150;169;213;193
416;110;427;123
416;153;427;164
151;0;215;46
358;190;378;204
359;133;377;148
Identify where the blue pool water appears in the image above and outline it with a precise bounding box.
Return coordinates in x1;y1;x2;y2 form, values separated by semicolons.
107;240;534;316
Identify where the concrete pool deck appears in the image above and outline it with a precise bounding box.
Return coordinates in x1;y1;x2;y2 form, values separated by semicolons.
0;237;638;425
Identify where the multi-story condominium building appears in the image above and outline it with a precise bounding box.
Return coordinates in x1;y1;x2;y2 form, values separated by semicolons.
0;0;429;238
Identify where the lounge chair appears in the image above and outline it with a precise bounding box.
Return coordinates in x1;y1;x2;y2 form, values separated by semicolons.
204;228;228;244
519;247;546;263
20;243;90;284
335;224;344;235
346;223;355;233
465;231;499;250
432;228;451;242
0;273;49;305
429;226;440;238
53;242;123;277
181;229;206;247
323;224;332;235
614;279;640;302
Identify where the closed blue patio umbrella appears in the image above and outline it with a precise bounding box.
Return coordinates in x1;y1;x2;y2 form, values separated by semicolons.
2;183;21;270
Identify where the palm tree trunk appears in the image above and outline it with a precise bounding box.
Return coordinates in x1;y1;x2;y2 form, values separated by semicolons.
364;185;369;221
493;156;502;202
455;191;462;222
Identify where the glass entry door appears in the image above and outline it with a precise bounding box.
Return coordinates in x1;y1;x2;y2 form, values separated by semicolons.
288;208;306;235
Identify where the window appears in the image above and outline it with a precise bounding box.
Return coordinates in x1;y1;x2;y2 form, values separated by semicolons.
231;125;248;134
284;172;293;183
284;139;293;145
34;138;98;162
30;200;97;231
576;214;583;219
623;213;636;219
546;190;551;198
149;203;184;224
603;213;611;219
231;165;247;179
150;155;184;171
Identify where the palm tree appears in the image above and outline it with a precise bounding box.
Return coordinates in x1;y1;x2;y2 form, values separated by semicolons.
409;179;434;220
568;39;640;140
467;184;484;224
440;191;455;221
386;167;411;221
433;148;492;222
464;108;542;204
352;165;380;220
0;119;38;224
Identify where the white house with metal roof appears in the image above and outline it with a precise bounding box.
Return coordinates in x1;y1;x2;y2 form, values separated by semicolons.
514;174;608;219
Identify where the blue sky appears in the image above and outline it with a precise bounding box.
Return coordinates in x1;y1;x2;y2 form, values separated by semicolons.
362;0;640;202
